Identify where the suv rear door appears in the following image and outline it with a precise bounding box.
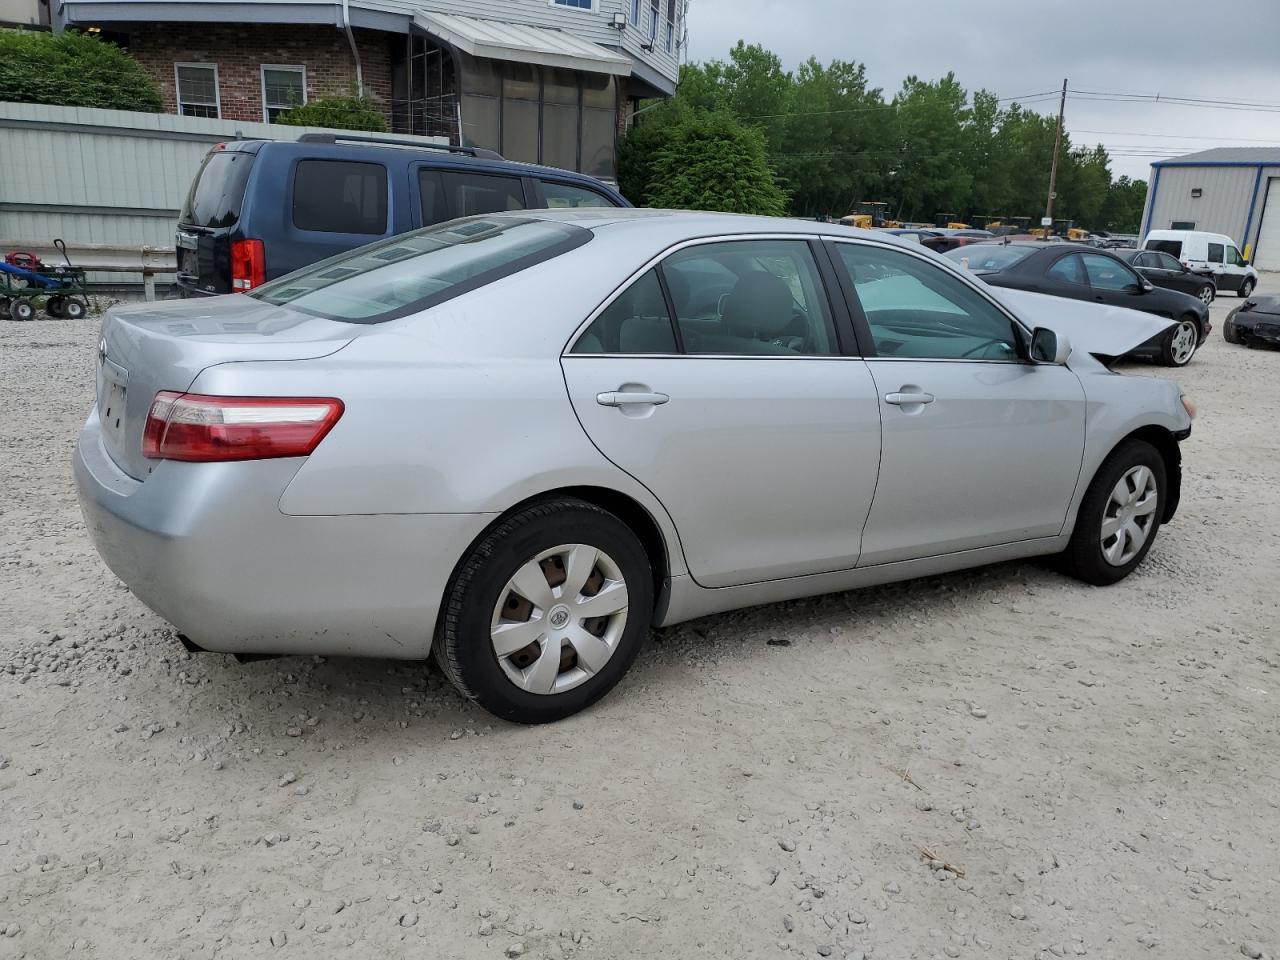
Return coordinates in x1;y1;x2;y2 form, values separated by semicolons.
176;146;256;296
411;166;533;228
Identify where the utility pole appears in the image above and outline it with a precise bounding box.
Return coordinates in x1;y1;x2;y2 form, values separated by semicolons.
1044;78;1068;235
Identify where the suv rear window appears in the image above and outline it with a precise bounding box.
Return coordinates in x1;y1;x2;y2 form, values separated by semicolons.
251;217;591;323
180;150;254;228
1146;239;1182;257
293;159;388;235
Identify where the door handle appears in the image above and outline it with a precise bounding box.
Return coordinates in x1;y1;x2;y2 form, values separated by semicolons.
597;390;670;407
884;391;934;406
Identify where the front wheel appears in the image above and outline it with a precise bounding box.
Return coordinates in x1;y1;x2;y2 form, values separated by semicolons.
1239;279;1255;299
434;498;653;724
9;299;35;322
1060;440;1166;586
1159;318;1199;366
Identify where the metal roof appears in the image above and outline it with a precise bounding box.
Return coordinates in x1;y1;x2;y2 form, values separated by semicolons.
1154;147;1280;167
413;11;631;75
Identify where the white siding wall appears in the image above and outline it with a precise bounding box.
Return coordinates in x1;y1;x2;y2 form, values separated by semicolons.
1143;163;1280;258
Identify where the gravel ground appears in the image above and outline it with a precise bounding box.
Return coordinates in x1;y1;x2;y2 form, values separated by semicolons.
2;281;1279;960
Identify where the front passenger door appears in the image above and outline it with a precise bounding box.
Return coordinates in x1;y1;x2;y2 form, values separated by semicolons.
829;241;1086;566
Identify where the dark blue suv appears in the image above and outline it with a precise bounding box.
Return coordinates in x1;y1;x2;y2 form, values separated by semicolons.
175;133;630;296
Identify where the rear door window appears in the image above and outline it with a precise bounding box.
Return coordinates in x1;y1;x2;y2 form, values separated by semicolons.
443;172;527;217
1146;239;1182;258
181;150;254;228
1047;255;1087;285
293;159;388;234
542;180;619;209
418;169;448;226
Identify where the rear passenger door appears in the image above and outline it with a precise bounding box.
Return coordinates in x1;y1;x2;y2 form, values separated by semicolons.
561;237;883;588
280;158;391;278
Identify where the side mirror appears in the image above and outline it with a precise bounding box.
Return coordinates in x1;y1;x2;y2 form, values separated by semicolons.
1142;281;1154;292
1030;327;1071;365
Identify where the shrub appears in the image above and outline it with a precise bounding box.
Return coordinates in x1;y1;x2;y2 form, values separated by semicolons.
644;110;788;216
0;29;163;112
276;96;388;133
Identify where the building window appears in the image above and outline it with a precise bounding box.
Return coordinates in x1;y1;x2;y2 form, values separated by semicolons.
630;0;641;26
648;0;659;42
552;0;592;8
665;0;676;51
262;65;306;123
1170;220;1197;230
175;63;219;119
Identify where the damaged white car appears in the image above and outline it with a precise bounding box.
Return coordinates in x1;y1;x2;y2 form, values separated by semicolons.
75;211;1195;722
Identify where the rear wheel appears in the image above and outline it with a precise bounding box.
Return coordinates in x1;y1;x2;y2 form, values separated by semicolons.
1159;318;1199;366
62;297;87;320
434;498;653;724
1196;284;1214;306
1061;440;1166;586
0;298;10;320
10;299;35;322
1239;279;1255;299
45;295;65;319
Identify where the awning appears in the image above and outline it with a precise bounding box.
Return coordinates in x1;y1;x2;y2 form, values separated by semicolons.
414;11;632;77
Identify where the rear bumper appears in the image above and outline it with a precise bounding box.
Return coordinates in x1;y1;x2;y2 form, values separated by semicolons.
74;408;492;659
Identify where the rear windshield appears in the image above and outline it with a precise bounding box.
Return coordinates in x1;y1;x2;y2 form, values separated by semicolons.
943;245;1034;272
250;217;591;323
1146;239;1182;257
180;150;254;228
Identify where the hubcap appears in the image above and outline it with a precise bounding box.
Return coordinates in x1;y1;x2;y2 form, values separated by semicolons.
490;544;629;695
1199;286;1213;305
1170;321;1197;365
1101;465;1159;567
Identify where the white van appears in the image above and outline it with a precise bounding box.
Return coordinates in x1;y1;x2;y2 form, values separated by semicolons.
1143;230;1258;298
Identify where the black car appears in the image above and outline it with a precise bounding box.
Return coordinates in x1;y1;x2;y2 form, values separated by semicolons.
1114;249;1216;306
945;242;1211;367
1224;295;1280;348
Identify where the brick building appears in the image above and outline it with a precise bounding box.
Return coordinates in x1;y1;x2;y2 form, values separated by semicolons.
55;0;686;181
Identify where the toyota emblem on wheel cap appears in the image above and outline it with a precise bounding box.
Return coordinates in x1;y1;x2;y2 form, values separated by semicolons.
549;607;570;628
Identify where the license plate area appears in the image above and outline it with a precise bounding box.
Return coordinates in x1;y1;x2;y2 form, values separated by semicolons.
99;357;130;449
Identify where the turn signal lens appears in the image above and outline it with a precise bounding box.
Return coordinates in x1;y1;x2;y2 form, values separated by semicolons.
1181;394;1197;420
142;392;344;461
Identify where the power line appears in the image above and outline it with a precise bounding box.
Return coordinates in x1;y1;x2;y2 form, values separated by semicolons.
1069;128;1280;144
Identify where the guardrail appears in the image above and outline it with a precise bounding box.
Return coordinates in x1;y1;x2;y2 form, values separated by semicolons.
1;239;177;301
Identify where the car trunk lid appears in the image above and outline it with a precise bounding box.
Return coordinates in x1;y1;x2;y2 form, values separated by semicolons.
95;295;356;479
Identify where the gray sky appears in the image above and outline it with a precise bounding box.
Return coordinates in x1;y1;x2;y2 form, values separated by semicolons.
685;0;1280;180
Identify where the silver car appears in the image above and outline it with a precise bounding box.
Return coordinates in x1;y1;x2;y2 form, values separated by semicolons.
75;211;1195;723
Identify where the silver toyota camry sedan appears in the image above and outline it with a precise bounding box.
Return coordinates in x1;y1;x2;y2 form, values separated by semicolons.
76;211;1195;723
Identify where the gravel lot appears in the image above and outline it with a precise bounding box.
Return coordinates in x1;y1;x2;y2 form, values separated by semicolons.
2;280;1279;960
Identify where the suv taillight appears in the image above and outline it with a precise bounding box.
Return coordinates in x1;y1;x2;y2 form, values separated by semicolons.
143;392;343;462
230;239;265;291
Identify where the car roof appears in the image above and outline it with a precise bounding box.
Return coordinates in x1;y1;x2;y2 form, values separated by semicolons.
484;208;928;249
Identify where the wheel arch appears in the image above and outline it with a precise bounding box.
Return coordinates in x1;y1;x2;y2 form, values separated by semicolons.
440;485;674;628
1113;425;1182;522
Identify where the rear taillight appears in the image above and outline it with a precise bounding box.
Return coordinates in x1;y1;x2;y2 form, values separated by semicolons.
230;239;265;291
142;392;343;462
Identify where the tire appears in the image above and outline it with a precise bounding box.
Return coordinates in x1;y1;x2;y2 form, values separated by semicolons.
434;497;654;724
10;299;35;322
45;296;65;319
1196;284;1214;306
1239;279;1255;299
1159;317;1199;367
62;297;87;320
0;298;10;320
1223;317;1243;345
1060;439;1166;586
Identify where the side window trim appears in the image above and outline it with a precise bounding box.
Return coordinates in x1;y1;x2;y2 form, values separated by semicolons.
813;238;867;358
653;264;687;354
824;237;1029;364
411;164;450;228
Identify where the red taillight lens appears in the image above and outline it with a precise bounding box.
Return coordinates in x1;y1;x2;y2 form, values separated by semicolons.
230;239;265;291
142;393;344;462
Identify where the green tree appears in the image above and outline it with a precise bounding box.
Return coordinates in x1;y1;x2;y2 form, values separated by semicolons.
1101;176;1148;232
276;95;387;132
0;28;163;112
646;110;788;216
888;73;972;222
